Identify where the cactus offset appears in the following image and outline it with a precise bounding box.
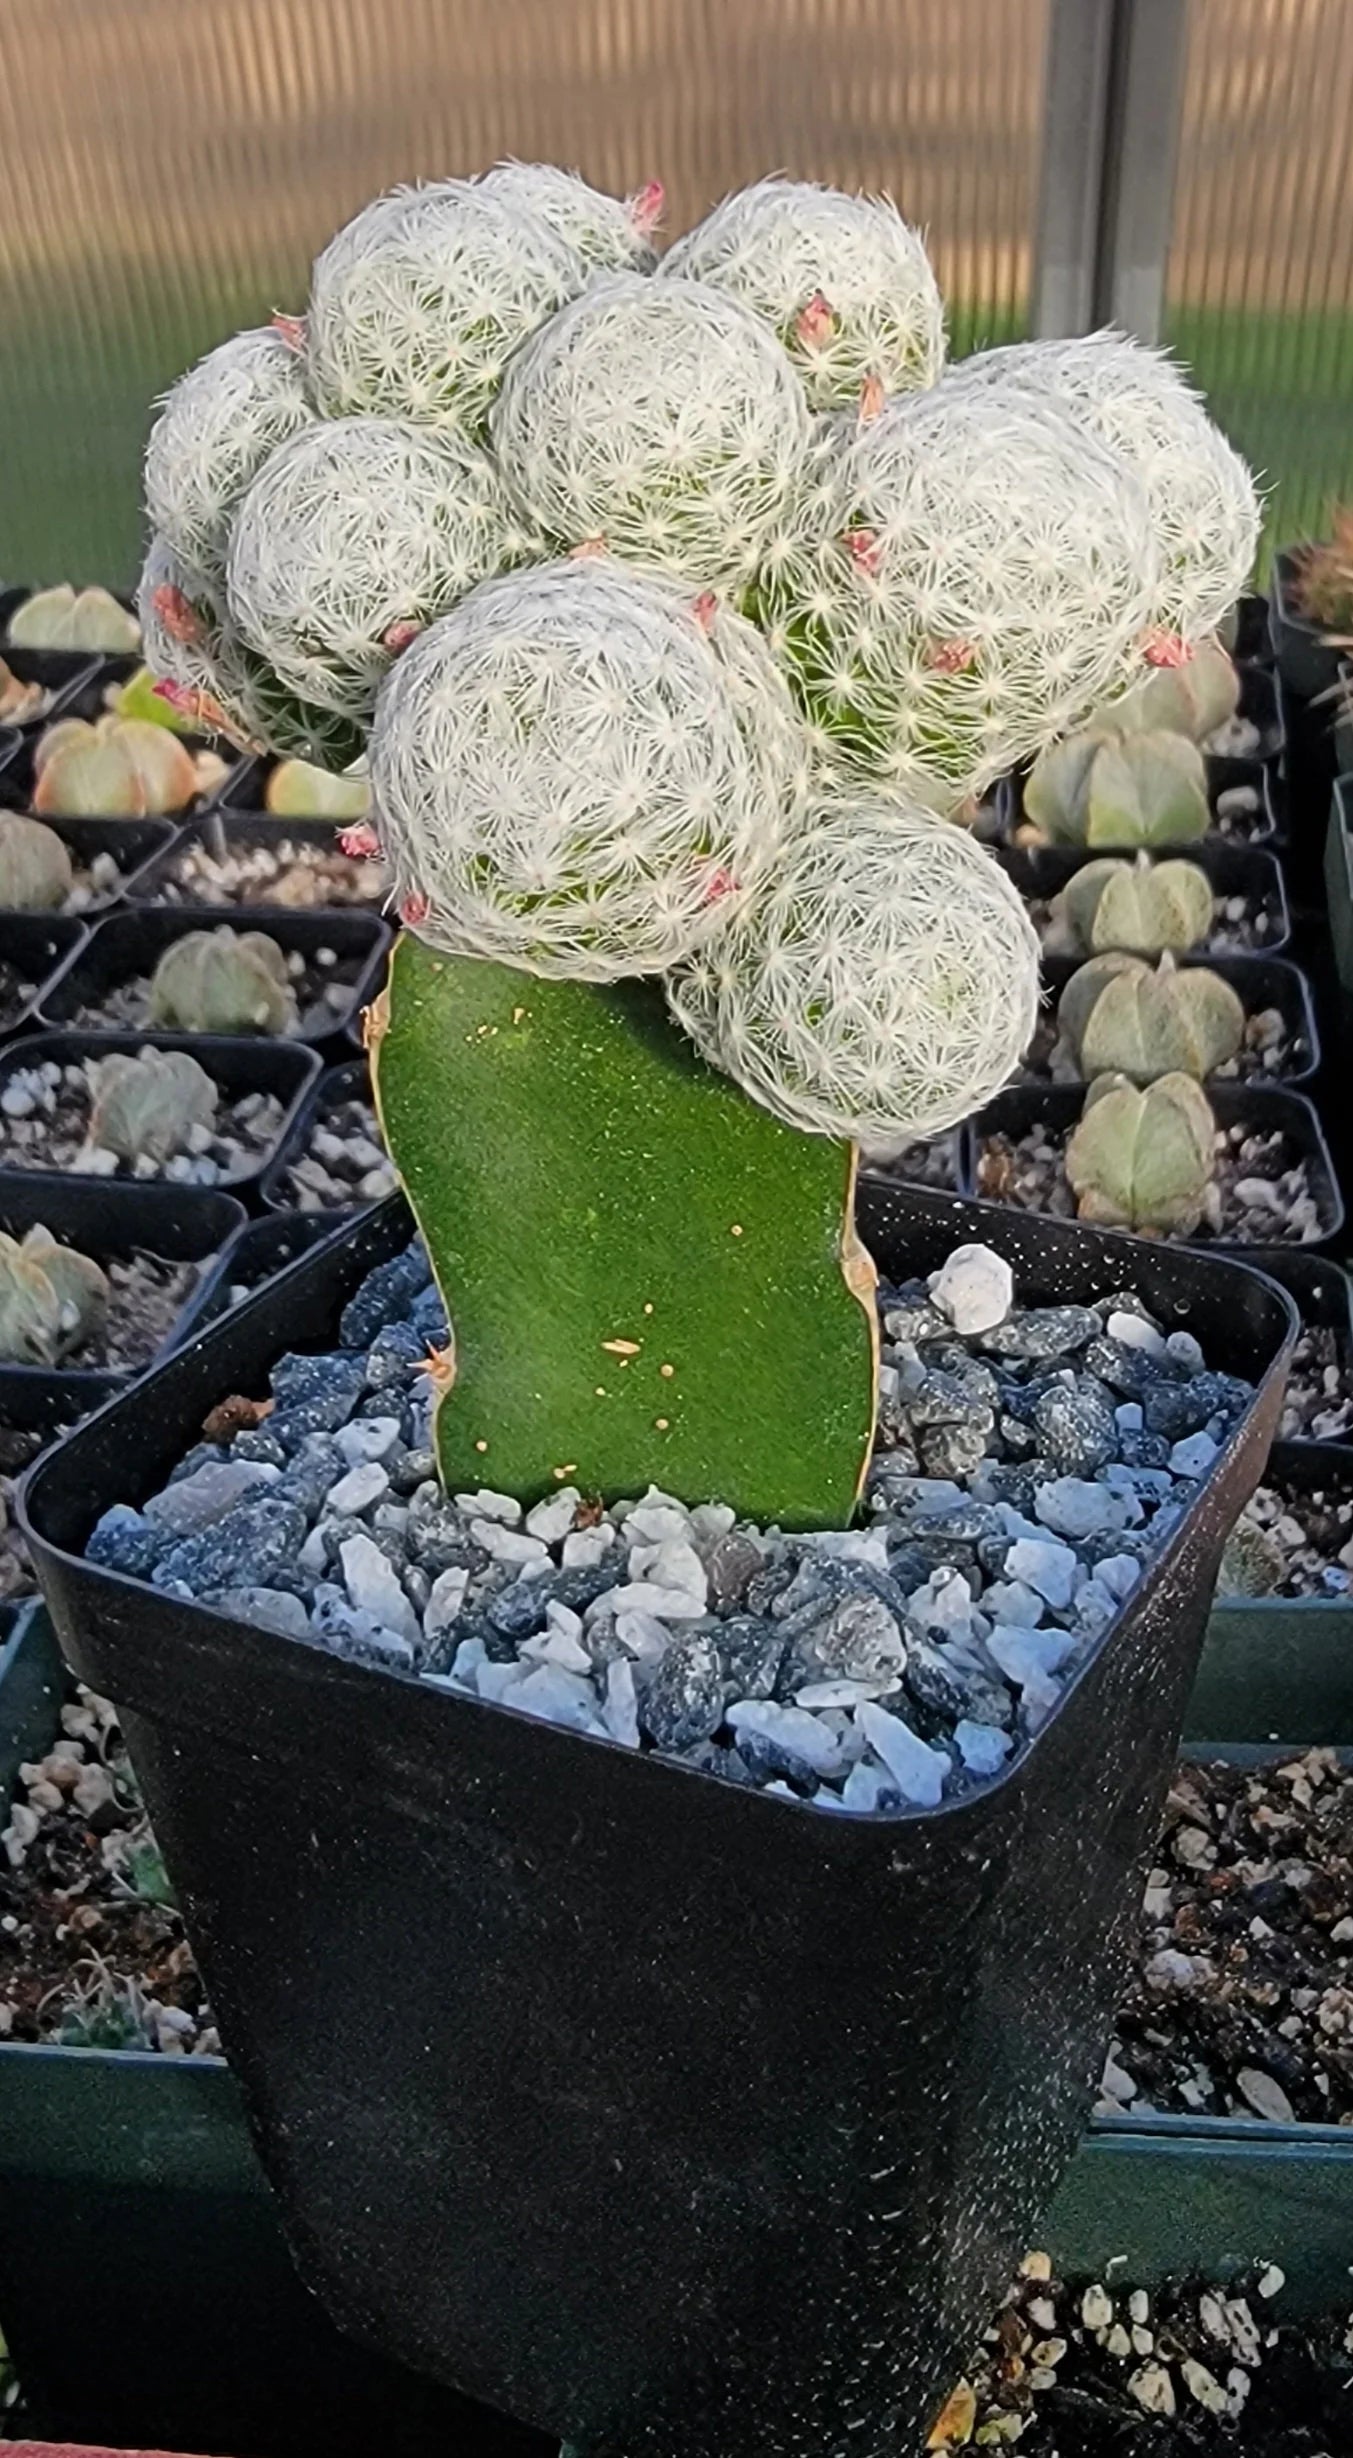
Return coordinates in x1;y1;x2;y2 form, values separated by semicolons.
144;327;316;586
1025;729;1209;848
32;716;199;818
1065;1071;1217;1235
0;814;73;911
1052;853;1214;957
0;1225;109;1365
8;585;140;655
1059;951;1245;1083
148;927;297;1035
476;161;661;271
86;1048;219;1164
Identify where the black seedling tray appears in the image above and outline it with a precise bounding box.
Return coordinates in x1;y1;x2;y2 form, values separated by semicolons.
130;814;385;910
1270;547;1344;704
1036;949;1318;1089
20;1182;1295;2457
0;644;101;731
259;1054;382;1216
997;836;1291;959
1228;590;1273;668
0;814;178;918
36;905;390;1049
0;1028;320;1198
0;912;89;1036
172;1207;353;1346
0;584;140;696
1325;774;1353;993
1187;1437;1353;1746
0;1172;245;1415
1205;659;1284;794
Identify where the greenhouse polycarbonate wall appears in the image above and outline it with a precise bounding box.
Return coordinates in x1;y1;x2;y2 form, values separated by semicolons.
0;0;1049;585
1164;0;1353;558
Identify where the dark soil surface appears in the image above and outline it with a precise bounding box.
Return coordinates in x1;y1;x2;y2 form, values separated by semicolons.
150;833;386;910
59;1250;201;1372
976;1122;1329;1247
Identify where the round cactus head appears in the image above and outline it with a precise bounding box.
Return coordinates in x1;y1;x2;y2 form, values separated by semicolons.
476;161;662;270
148;927;298;1035
138;535;369;770
368;559;801;980
306;180;584;433
947;331;1261;645
667;796;1041;1151
143;327;315;586
756;381;1160;805
225;416;529;719
490;272;811;588
0;814;74;912
660;177;945;411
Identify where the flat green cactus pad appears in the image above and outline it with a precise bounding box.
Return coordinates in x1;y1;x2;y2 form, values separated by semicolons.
370;935;878;1527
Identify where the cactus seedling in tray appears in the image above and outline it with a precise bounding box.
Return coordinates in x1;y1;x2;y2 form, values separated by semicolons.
136;161;1261;1521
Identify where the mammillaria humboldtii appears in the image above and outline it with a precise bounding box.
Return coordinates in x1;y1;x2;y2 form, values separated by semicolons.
306;180;584;433
476;160;663;270
660;177;945;411
144;327;316;587
667;798;1041;1150
490;273;811;588
137;535;367;771
369;559;803;979
226;417;531;719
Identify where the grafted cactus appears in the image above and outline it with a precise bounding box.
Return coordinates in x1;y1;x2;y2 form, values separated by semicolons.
0;1225;109;1365
1058;950;1245;1082
1025;729;1209;848
1052;853;1214;958
667;797;1040;1149
86;1048;219;1164
148;927;297;1035
490;273;811;588
8;584;140;654
660;177;945;411
33;715;199;818
369;559;805;978
144;327;315;586
1065;1071;1217;1236
476;161;663;270
265;759;371;820
227;418;530;718
947;330;1261;644
0;814;74;911
307;180;583;432
754;382;1159;806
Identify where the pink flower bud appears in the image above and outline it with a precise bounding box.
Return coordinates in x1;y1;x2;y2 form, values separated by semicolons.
702;865;737;904
794;291;836;351
271;312;307;354
339;823;382;860
858;374;885;427
569;536;608;560
843;527;882;578
1142;627;1191;669
152;584;204;646
690;590;719;635
628;180;665;236
400;891;430;926
381;619;423;656
925;638;977;675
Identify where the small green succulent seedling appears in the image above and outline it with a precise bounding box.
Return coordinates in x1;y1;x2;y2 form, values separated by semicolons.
1058;950;1245;1082
1065;1070;1217;1236
1051;852;1214;958
148;927;298;1035
86;1047;220;1164
1025;729;1209;849
32;716;199;819
1100;636;1240;743
8;584;141;655
1217;1512;1286;1598
0;814;73;912
264;758;371;820
0;1224;109;1365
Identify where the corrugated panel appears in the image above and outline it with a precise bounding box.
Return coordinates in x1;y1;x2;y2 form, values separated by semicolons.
0;0;1048;583
1164;0;1353;557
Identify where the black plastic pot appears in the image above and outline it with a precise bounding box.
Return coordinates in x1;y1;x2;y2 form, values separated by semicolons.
1325;774;1353;994
997;837;1291;960
1334;657;1353;779
0;812;178;917
130;814;386;910
1253;1252;1353;1448
1186;1437;1353;1748
0;913;89;1036
0;584;140;699
173;1207;351;1345
1270;548;1344;704
966;1081;1344;1262
259;1055;387;1216
18;1182;1295;2455
1036;949;1318;1089
0;1173;245;1414
0;645;100;734
0;1028;320;1199
36;906;391;1049
1226;590;1273;670
1204;659;1284;793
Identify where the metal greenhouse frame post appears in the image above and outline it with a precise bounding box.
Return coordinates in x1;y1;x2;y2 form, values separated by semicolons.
1034;0;1190;343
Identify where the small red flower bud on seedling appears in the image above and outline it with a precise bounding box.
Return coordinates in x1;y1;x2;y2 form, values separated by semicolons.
270;311;307;353
858;373;886;426
152;677;198;715
1142;627;1191;668
843;527;882;578
691;590;719;635
152;583;204;646
339;823;382;860
628;179;665;235
382;619;423;655
795;290;836;351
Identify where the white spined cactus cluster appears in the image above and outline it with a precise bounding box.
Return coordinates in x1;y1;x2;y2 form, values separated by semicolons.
668;799;1042;1148
756;383;1161;805
144;326;315;584
476;160;663;271
946;330;1261;644
661;177;946;410
136;536;366;769
491;273;811;588
226;417;530;717
368;559;801;980
307;180;584;432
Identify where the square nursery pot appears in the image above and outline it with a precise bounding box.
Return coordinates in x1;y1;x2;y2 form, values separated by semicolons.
996;837;1291;961
1325;774;1353;994
0;812;181;921
35;908;390;1052
0;649;100;738
1270;548;1346;705
999;745;1281;851
1205;659;1284;798
961;1081;1344;1266
1225;590;1273;670
171;1210;353;1347
1185;1437;1353;1749
17;1181;1296;2456
0;1173;245;1415
129;815;386;912
0;583;141;699
0;1031;321;1201
0;914;89;1038
1036;949;1318;1090
259;1056;393;1217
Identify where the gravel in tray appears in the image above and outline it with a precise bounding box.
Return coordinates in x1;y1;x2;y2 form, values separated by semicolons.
976;1120;1329;1247
274;1090;398;1211
152;834;387;910
0;1054;284;1186
1218;1477;1353;1600
62;1251;200;1373
0;961;44;1029
1279;1324;1353;1443
869;1131;963;1193
66;942;364;1038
